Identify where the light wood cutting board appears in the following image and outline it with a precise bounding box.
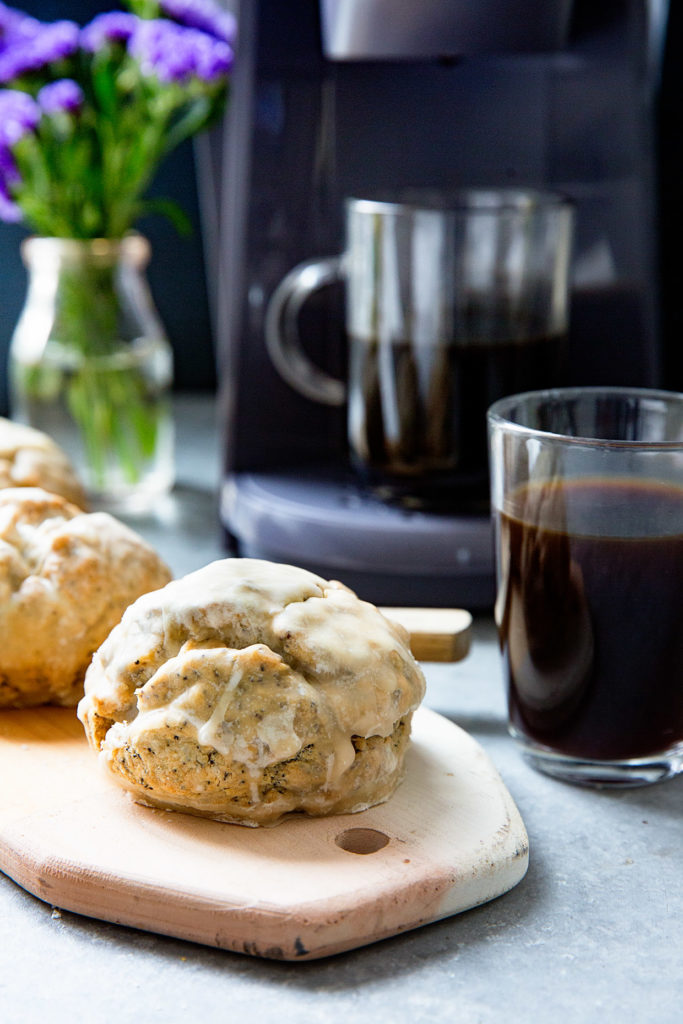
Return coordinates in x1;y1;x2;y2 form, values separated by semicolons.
0;704;527;960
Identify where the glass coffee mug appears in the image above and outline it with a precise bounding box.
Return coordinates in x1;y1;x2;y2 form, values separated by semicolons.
488;386;683;787
266;191;574;510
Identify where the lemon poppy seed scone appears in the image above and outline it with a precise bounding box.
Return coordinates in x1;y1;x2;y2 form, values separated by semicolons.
0;416;86;507
78;558;426;827
0;487;172;708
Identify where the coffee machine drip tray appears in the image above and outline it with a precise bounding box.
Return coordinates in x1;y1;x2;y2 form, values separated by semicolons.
221;469;495;609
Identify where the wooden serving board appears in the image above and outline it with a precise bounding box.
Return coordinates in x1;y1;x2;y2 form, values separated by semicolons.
0;705;528;961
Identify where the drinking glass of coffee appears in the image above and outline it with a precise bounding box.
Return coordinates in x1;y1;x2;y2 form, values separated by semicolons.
266;190;573;511
488;386;683;786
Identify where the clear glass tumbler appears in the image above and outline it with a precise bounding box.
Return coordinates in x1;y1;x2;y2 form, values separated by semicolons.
488;386;683;787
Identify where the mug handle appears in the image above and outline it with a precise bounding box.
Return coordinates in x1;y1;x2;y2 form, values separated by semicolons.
264;256;346;406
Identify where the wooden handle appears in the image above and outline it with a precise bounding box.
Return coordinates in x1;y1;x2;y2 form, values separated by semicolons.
380;607;472;663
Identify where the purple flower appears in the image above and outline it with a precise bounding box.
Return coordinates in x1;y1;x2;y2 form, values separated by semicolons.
159;0;236;44
0;19;79;84
0;87;38;224
0;87;40;145
38;78;84;116
0;175;21;222
0;137;18;188
0;3;41;52
187;26;232;80
81;12;139;53
128;18;232;84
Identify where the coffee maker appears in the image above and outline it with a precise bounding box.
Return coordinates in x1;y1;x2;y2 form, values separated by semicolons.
204;0;670;608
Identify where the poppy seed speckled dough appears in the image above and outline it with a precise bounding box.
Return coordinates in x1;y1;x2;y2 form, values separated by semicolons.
78;558;427;826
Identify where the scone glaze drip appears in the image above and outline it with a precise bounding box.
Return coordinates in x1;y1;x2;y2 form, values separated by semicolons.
78;558;426;826
196;656;245;753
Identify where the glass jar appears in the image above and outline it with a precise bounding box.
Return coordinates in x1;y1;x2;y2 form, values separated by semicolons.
9;235;174;511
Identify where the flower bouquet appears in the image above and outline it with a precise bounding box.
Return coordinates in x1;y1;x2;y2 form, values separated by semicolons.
0;1;234;507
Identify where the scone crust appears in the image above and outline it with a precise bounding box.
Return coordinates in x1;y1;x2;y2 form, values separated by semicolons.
78;558;426;826
0;487;172;707
0;417;86;507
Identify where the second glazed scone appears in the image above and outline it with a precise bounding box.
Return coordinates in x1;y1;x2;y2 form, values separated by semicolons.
0;416;86;507
0;487;172;707
78;558;426;826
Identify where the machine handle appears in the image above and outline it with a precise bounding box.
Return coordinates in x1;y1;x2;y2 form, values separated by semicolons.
264;256;346;406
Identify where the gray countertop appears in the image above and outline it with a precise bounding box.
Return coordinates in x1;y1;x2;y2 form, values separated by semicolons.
1;397;681;1024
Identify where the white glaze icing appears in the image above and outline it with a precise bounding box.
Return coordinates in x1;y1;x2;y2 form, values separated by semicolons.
80;558;426;823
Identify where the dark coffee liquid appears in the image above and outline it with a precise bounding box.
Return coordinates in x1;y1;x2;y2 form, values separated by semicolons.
348;330;565;510
496;478;683;760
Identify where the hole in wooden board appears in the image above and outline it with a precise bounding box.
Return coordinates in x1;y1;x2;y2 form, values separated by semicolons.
335;827;390;855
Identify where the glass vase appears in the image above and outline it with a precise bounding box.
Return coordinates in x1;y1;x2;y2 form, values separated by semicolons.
9;235;174;512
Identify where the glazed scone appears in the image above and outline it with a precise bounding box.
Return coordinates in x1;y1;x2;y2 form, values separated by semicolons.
78;558;426;827
0;417;86;507
0;487;172;708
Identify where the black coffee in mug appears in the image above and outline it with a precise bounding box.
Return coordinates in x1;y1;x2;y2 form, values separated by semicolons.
265;192;574;511
348;325;566;511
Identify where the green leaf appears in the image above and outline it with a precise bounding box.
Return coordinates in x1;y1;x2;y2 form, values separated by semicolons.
91;60;119;119
124;0;160;17
140;197;193;236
